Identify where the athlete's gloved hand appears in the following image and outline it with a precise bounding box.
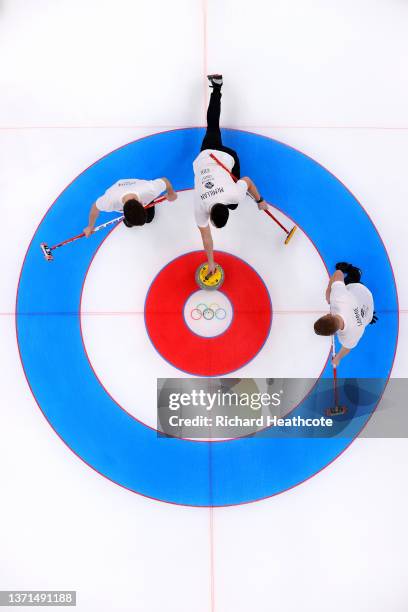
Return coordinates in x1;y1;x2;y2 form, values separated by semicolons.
207;261;217;276
166;191;178;202
370;312;378;325
332;355;340;368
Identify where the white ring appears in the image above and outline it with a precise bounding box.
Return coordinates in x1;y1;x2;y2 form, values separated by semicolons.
191;308;202;320
215;308;227;320
203;308;215;320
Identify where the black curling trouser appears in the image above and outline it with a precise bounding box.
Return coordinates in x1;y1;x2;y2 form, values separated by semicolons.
200;87;241;182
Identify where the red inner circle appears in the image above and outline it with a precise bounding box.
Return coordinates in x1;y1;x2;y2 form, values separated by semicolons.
145;251;272;376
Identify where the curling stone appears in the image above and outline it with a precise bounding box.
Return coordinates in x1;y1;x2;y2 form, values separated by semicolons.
195;262;225;291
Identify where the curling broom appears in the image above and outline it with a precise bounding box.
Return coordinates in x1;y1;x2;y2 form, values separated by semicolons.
209;153;297;245
40;195;167;261
326;336;348;416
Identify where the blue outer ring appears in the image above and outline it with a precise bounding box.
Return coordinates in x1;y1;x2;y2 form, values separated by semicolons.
16;128;398;506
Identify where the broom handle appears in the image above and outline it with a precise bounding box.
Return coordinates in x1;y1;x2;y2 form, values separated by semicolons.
145;195;166;209
332;336;339;406
50;195;167;251
50;217;123;250
209;153;290;234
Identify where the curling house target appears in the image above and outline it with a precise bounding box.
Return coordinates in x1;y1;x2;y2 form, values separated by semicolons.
16;128;398;506
145;251;271;376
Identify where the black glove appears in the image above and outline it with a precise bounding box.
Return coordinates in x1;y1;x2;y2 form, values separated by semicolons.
370;312;378;325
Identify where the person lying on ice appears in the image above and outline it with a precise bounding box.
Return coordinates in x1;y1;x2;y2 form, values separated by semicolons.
84;177;177;236
193;74;267;274
314;262;377;366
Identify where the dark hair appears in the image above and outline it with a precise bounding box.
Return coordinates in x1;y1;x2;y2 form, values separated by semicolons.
313;315;339;336
123;199;146;227
210;203;229;228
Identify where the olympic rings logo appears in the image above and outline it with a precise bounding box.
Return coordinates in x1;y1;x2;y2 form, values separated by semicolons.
190;303;227;321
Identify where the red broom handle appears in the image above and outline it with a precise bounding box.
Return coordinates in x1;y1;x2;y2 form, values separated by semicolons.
145;195;166;208
51;232;89;250
331;336;339;406
263;209;291;234
209;153;290;235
